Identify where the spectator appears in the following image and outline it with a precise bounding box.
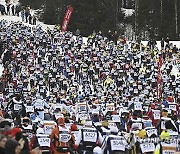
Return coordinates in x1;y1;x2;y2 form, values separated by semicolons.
161;38;165;50
25;5;30;23
6;4;10;15
107;30;113;41
0;4;6;15
28;14;32;24
11;5;15;16
32;15;37;25
113;30;119;45
15;5;21;16
21;8;25;22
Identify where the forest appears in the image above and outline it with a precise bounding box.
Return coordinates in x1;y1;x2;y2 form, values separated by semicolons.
19;0;180;40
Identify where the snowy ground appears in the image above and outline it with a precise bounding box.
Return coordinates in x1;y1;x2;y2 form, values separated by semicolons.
0;15;55;31
0;0;55;31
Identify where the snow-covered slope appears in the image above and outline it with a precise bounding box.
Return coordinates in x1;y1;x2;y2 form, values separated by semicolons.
0;15;55;31
0;0;55;31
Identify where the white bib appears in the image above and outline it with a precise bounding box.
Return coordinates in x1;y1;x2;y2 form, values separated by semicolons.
26;106;34;113
78;105;86;112
37;135;50;147
79;113;88;121
146;128;157;137
153;110;160;120
14;104;22;111
83;129;97;142
134;102;142;110
140;143;155;153
161;121;166;130
169;105;176;111
44;125;55;135
59;132;71;143
110;136;126;151
112;115;121;122
132;122;142;130
162;141;177;154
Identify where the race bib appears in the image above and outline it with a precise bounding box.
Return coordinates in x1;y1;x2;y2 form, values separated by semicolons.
38;137;50;147
110;139;125;151
78;105;86;112
132;123;142;130
14;104;22;111
161;121;166;130
40;89;44;93
44;124;55;135
162;150;175;154
169;105;176;111
146;129;157;137
134;89;138;94
107;106;115;111
106;104;115;111
140;143;155;153
66;106;71;112
79;113;88;120
83;130;97;142
26;106;34;113
112;115;121;122
153;110;160;120
134;103;142;110
162;141;176;154
138;85;142;90
59;133;71;143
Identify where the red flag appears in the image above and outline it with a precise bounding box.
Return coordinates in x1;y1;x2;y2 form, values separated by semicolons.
61;6;73;32
157;56;163;100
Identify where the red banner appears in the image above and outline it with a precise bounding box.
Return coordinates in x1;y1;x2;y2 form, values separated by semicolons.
157;56;163;99
61;6;73;32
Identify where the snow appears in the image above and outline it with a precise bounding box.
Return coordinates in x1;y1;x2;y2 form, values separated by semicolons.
0;0;55;31
0;15;55;31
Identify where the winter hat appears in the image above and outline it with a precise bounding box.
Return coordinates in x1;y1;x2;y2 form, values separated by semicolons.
93;146;102;154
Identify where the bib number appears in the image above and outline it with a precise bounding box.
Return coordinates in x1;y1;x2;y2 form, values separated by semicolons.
110;140;125;151
26;106;34;113
83;131;97;142
14;104;22;111
140;143;155;153
44;125;54;135
38;138;50;147
59;133;71;143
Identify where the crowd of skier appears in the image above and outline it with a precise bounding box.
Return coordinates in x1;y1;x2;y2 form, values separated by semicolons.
0;18;180;154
